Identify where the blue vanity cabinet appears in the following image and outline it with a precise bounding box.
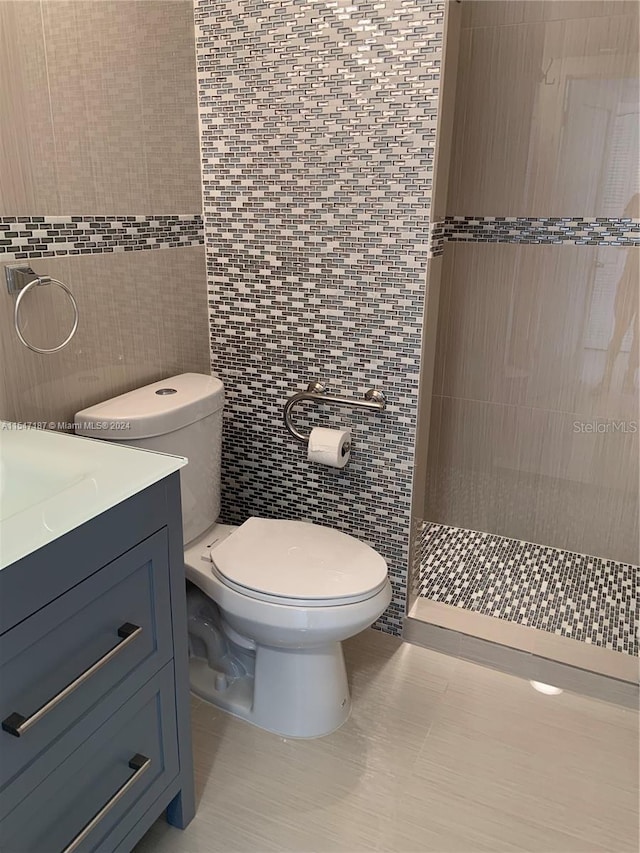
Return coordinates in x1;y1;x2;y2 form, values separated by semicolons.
0;472;194;853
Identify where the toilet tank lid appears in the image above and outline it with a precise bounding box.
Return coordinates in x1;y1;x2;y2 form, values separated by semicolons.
74;373;224;440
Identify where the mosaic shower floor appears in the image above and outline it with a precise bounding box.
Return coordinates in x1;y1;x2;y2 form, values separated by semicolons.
418;523;638;657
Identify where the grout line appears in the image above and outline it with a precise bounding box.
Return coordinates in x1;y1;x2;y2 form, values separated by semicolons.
38;0;61;214
430;392;639;423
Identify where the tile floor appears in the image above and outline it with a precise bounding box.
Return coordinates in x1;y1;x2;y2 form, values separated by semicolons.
418;523;638;656
135;629;639;853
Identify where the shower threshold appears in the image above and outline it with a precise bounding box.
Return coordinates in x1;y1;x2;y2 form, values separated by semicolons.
405;523;638;707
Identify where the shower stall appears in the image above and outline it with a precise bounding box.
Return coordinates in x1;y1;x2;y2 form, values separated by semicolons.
408;0;638;696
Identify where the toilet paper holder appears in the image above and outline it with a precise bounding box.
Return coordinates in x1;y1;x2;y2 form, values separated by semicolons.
283;380;386;444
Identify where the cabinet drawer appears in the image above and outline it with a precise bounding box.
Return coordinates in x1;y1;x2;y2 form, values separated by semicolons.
0;529;172;791
0;663;179;853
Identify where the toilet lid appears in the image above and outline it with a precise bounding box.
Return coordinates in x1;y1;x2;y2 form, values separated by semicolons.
209;517;388;602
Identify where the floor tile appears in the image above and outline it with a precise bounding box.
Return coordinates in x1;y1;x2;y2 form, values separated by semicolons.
135;629;639;853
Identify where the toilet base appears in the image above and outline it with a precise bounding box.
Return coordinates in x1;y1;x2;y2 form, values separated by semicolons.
190;641;351;738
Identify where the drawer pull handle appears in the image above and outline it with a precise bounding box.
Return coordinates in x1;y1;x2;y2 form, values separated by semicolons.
1;622;142;738
62;753;151;853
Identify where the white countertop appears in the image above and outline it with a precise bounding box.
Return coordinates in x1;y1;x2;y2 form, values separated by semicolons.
0;423;186;570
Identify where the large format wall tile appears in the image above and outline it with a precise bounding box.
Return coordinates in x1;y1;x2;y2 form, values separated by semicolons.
42;1;145;213
425;394;638;564
0;247;209;425
426;241;639;563
436;242;638;422
463;1;639;29
41;0;201;215
0;1;60;215
421;0;640;572
196;0;446;634
134;1;202;212
448;5;639;217
1;0;201;216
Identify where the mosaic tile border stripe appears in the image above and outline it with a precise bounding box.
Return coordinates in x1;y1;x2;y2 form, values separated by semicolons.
3;212;634;260
427;220;447;257
0;214;204;260
418;522;638;656
438;215;640;248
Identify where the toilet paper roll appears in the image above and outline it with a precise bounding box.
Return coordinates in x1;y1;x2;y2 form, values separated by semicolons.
307;427;351;468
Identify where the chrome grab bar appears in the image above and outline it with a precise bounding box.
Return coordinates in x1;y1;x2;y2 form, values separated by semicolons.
1;623;142;738
284;380;386;444
62;754;151;853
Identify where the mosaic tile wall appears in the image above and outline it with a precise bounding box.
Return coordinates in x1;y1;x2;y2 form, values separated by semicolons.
443;216;640;247
424;215;640;257
6;213;635;261
418;523;638;657
0;215;204;261
195;0;445;634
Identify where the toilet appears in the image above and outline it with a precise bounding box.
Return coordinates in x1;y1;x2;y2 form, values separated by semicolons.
75;373;391;738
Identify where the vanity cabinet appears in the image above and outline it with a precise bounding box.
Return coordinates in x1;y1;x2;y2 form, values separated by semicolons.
0;473;194;853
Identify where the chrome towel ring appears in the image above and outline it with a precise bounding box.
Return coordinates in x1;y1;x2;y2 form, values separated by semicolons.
6;264;79;354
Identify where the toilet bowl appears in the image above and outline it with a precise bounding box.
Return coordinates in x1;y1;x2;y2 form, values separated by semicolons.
185;518;391;737
75;373;391;738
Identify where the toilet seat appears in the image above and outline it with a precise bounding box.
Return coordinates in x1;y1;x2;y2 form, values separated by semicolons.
209;517;388;607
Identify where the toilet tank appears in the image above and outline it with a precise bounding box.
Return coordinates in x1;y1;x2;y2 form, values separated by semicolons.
75;373;224;546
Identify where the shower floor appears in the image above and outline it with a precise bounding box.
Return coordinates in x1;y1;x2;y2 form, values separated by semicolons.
417;523;638;657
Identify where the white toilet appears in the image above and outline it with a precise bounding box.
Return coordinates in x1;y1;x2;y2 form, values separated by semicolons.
75;373;391;738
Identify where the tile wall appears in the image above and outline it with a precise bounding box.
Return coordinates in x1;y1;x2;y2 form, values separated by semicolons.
196;0;450;633
0;0;208;425
0;0;202;216
447;0;639;218
421;0;640;571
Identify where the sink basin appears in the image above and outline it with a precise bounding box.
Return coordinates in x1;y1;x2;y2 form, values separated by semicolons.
0;423;186;569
